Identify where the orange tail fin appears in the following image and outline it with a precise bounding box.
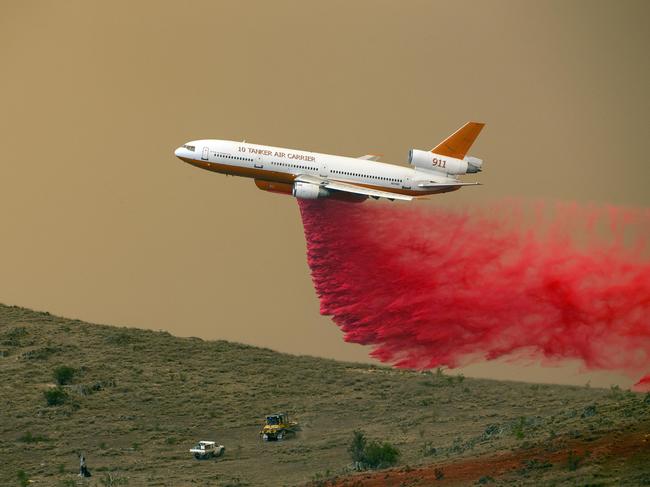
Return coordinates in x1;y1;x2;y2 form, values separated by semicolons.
431;122;485;159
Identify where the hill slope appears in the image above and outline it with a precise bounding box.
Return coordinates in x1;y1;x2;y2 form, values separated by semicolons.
0;304;648;486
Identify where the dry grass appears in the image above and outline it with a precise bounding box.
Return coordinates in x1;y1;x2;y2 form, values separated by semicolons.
0;304;648;486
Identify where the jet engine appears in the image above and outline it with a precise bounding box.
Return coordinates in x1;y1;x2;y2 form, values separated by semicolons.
292;181;330;199
408;149;483;175
465;156;483;173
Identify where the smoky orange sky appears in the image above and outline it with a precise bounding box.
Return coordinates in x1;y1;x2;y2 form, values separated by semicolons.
1;1;648;388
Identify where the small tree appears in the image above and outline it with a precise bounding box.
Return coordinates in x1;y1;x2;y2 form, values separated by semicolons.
348;430;367;467
44;387;68;406
53;366;76;385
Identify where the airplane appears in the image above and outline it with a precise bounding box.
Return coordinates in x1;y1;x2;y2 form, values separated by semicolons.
174;121;485;202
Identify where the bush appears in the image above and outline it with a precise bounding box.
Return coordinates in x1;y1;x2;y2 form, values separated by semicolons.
512;417;526;440
99;472;129;486
21;346;60;360
2;327;28;346
581;404;597;418
420;441;437;457
608;385;624;400
567;450;589;471
477;476;495;484
364;441;400;469
17;470;29;487
17;432;49;443
53;366;76;385
347;430;400;470
44;387;68;406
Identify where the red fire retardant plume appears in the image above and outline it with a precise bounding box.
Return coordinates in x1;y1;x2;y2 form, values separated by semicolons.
298;199;650;390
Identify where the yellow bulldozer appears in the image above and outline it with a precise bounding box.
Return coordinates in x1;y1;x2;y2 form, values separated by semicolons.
260;412;300;441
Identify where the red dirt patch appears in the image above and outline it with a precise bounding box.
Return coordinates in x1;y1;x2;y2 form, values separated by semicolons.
309;427;650;486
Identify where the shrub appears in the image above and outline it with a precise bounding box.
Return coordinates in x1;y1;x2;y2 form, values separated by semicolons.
347;430;400;470
2;327;27;346
512;417;526;440
105;332;135;346
17;470;29;487
420;441;437;457
519;458;552;473
99;472;129;486
21;346;60;360
567;450;589;471
17;432;49;443
44;387;68;406
364;441;400;469
53;366;76;385
581;404;597;418
608;385;624;400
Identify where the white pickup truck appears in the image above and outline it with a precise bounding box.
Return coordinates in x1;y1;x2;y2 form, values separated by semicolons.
190;440;225;459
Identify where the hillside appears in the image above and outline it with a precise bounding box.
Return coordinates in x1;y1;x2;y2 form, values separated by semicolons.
0;304;649;486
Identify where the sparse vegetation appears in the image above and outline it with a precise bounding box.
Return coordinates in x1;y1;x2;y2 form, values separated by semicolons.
519;458;552;474
17;432;50;443
2;327;28;346
99;472;129;485
477;475;495;484
420;441;437;457
1;304;649;486
21;346;60;360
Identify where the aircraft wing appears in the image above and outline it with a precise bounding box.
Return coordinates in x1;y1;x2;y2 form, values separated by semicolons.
295;174;413;201
357;154;382;161
417;181;481;188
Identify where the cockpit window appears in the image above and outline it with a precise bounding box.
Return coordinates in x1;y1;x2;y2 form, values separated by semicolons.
182;144;195;152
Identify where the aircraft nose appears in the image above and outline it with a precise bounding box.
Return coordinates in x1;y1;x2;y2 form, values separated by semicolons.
174;147;183;158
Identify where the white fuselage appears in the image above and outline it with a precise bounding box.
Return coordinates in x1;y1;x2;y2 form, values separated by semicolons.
175;139;463;197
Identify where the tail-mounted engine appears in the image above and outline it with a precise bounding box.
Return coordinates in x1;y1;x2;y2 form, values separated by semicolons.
408;149;483;175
